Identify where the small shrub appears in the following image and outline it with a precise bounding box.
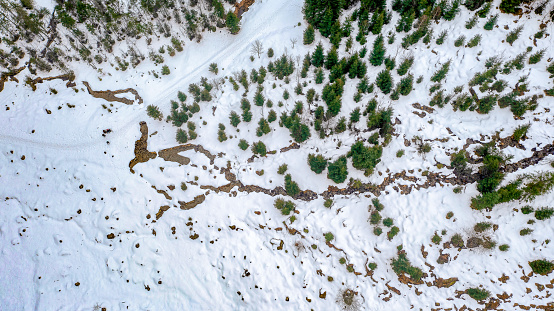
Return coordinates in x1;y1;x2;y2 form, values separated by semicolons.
467;34;482;48
368;262;377;270
284;174;300;197
383;218;393;227
267;48;274;58
431;61;451;83
465;15;478;29
161;65;170;75
373;227;382;236
506;26;523;45
396;150;405;158
180;182;187;191
387;226;399;240
446;211;454;219
252;141;267;156
521;205;534;214
372;198;384;211
274;198;296;215
529;49;546;64
451;233;464;248
436;30;447;45
375;70;393;94
339;257;346;265
454;35;465;47
238;139;249;150
499;244;510;251
535;208;554;220
308;154;327;174
483;14;498;31
176;129;188;143
474;222;492;233
370;211;382;225
520;228;533;236
209;63;218;74
391;253;423;280
529;259;554;275
432;233;442;245
325;232;334;242
327;156;348;184
324;199;333;208
467;287;490;301
277;164;288;175
147;105;163;120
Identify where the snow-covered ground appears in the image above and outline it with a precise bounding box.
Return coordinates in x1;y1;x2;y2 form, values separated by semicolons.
1;0;554;310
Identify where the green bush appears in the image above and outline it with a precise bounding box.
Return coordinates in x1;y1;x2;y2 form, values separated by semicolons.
465;15;478;29
521;172;554;201
383;218;393;227
529;49;546;64
529;259;554;275
252;141;267;156
520;228;533;236
506;25;523;45
397;56;414;76
451;233;464;248
474;222;492;233
370;211;381;225
432;233;442;245
431;61;451;83
396;150;405;158
284;174;300;197
500;0;525;14
256;118;270;137
238;139;249;150
277;164;288;175
471;192;500;210
467;34;482;48
176;128;188;144
373;227;383;236
512;124;530;141
499;244;510;251
161;65;170;75
535;208;554;220
454;35;465;47
327;156;348;184
369;35;386;66
368;262;377;270
308;154;327;174
375;70;393;94
521;206;534;214
347;141;383;175
147;105;163;120
467;287;490;301
387;226;399;240
274;198;296;215
324;199;333;208
391;253;423;280
325;232;334;242
436;30;447;45
483;14;498;31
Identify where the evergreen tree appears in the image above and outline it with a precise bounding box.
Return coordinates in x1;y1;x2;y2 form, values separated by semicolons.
371;11;385;35
327;156;348;183
369;35;386;66
375;70;393;94
230;111;241;127
308;154;328;174
254;91;265;106
312;43;325;67
303;24;315;45
256;118;271;136
226;11;240;34
325;46;339;70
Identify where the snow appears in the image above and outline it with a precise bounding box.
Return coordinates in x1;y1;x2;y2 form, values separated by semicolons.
1;0;554;309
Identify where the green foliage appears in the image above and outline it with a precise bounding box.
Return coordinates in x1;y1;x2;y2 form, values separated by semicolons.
274;198;296;215
372;198;384;211
506;25;523;45
396;149;405;158
451;233;464;247
436;30;447;45
325;232;334;242
226;11;240;34
384;57;395;71
324;199;333;208
322;79;344;116
256;118;271;137
535;208;554;220
467;288;490;301
391;253;423;281
477;94;497;114
370;211;381;225
278;164;288;175
529;259;554;275
238;139;249;150
284;174;300;196
339;257;346;264
161;65;170;75
230;111;241;127
369;35;386;66
252;141;267;156
529;49;546;64
397;56;414;76
177;91;187;102
375;70;393;94
387;226;399;240
499;244;510;251
500;0;525;14
497;180;523;203
347;141;382;175
398;74;414;96
368;262;378;270
312;43;325;67
431;61;451;83
383;217;393;227
521;172;554;201
467;34;482;48
474;222;492;233
176;128;188;144
303;24;315;45
327;156;348;184
512;124;530;141
209;63;218;75
432;233;442;245
268;110;277;123
373;227;383;236
471;192;500;210
147;105;163;120
454;35;465;47
483;14;498;30
465;15;478;29
520;228;533;236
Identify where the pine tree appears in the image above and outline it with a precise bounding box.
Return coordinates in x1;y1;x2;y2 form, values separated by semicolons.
226;11;240;34
312;43;325;67
325;46;339;70
254;91;265;106
369;35;386;66
375;70;393;94
303;24;315;45
371;11;385;35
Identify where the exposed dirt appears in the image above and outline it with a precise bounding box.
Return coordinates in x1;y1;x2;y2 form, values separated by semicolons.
179;194;206;210
234;0;255;19
83;81;143;105
129;122;157;173
0;66;26;92
158;144;216;165
25;72;75;91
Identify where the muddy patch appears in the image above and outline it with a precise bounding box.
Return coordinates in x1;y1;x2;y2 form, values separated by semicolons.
179;194;206;210
158;144;217;165
25;72;76;91
0;66;26;92
129;122;157;173
83;81;143;105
